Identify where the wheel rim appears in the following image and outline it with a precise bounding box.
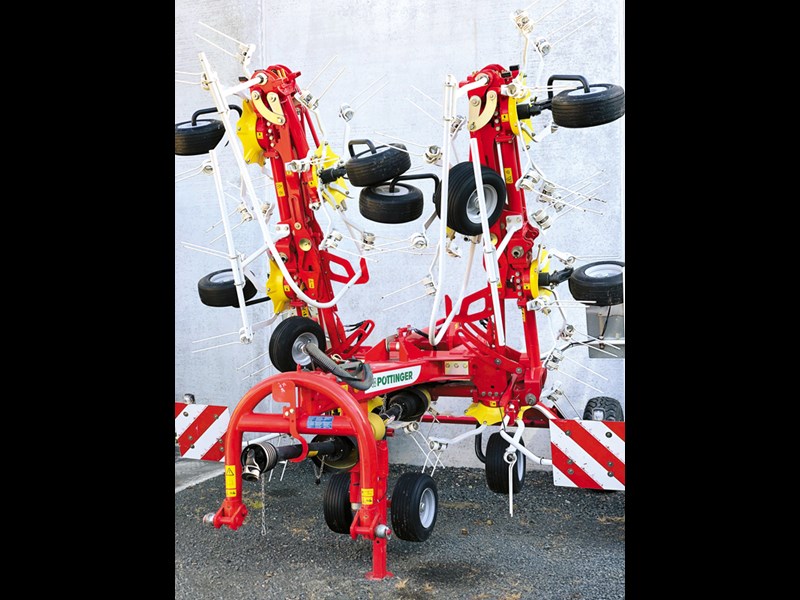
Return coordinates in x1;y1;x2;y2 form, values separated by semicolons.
209;271;234;284
585;263;623;278
373;184;409;196
465;185;498;224
291;332;317;366
418;487;436;528
566;85;608;97
592;408;606;420
516;451;524;480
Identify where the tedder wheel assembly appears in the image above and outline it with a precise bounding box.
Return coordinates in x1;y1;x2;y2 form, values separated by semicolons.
583;396;624;421
324;472;355;534
485;432;526;494
568;260;625;306
551;83;626;129
197;269;257;308
390;472;438;542
268;316;327;372
174;119;226;155
344;140;411;187
433;161;506;236
359;183;424;223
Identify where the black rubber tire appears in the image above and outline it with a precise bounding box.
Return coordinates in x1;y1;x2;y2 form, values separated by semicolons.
391;472;438;542
568;261;625;306
551;83;625;128
582;396;624;421
197;269;257;308
345;144;411;187
323;472;354;534
359;183;424;223
268;316;326;372
175;119;226;155
433;162;506;236
485;432;526;494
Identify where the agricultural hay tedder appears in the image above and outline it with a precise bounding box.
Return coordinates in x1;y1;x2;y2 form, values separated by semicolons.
175;5;625;580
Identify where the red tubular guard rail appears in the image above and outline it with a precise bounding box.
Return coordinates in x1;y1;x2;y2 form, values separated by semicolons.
209;371;392;579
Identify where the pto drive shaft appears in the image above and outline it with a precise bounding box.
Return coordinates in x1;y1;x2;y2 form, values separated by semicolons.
241;437;351;481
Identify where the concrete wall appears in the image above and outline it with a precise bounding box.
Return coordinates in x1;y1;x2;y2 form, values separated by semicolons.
175;0;625;470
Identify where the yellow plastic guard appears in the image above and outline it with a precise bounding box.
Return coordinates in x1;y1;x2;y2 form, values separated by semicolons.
508;76;534;144
466;402;504;425
312;143;348;207
529;249;553;299
368;397;384;413
236;99;266;166
368;412;386;440
265;258;290;314
465;403;533;425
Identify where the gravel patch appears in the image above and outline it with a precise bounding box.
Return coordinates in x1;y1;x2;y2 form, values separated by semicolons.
176;461;624;599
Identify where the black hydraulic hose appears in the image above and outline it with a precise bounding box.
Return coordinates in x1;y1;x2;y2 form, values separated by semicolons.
474;424;486;464
303;343;374;391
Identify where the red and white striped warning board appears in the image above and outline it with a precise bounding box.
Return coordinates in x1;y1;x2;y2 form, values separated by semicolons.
175;402;230;461
549;418;625;491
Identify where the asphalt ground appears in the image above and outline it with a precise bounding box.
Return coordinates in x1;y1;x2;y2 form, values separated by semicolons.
175;449;625;600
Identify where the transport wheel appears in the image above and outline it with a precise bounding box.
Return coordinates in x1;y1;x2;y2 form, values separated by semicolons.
197;269;257;308
582;396;624;421
268;316;326;372
323;472;354;534
390;472;438;542
359;182;424;223
550;83;625;128
175;119;226;155
485;432;525;494
568;261;625;306
433;161;506;236
345;142;411;187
